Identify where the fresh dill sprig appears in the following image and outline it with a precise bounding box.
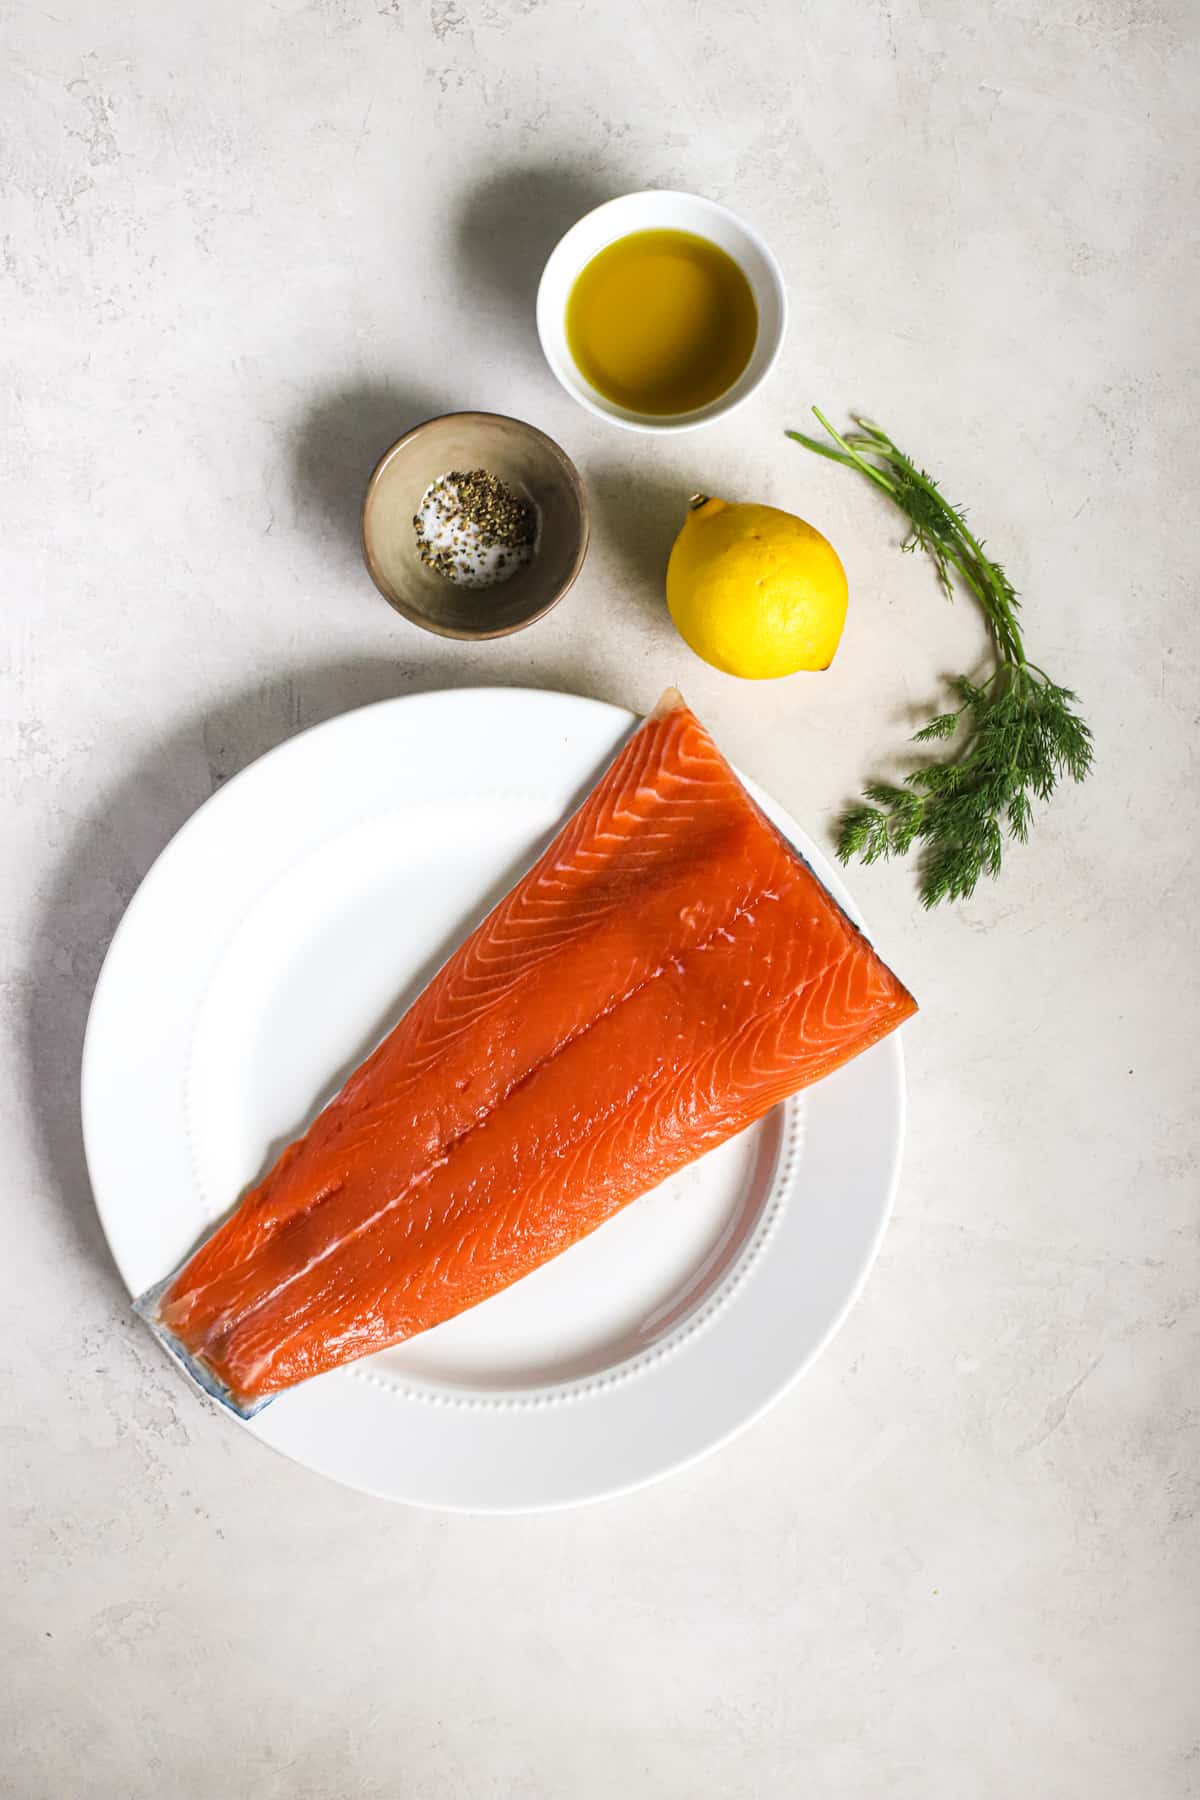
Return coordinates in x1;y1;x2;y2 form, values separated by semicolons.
786;409;1093;908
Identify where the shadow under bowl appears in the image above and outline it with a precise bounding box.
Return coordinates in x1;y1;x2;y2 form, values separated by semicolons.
361;412;589;640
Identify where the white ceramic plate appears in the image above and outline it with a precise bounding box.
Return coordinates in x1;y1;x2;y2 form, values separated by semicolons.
82;690;907;1512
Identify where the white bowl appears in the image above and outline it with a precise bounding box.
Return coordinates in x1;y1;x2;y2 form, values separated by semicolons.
536;190;788;435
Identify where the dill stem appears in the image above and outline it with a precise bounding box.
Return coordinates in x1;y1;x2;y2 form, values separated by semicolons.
805;409;1031;668
808;408;899;500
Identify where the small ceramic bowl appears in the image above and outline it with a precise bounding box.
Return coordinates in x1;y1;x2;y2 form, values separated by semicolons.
361;412;589;640
536;189;788;435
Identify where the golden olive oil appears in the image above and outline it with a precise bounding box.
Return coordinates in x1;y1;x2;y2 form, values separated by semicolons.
565;228;758;417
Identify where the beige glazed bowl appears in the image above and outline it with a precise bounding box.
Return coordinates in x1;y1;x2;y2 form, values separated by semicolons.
361;412;589;640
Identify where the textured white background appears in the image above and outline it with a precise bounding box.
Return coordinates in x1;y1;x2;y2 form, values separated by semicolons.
3;1;1198;1794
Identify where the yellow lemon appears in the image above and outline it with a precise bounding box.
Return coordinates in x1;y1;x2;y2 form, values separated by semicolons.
666;496;848;679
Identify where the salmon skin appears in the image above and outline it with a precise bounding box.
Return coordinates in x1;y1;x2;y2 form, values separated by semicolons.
142;690;916;1417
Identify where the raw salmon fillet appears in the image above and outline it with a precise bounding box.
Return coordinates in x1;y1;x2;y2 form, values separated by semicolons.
148;690;916;1413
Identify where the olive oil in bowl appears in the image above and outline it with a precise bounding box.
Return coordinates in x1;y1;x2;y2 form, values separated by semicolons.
565;228;758;418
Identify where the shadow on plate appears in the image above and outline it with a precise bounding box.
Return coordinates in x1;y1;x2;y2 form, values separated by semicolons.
23;656;624;1301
